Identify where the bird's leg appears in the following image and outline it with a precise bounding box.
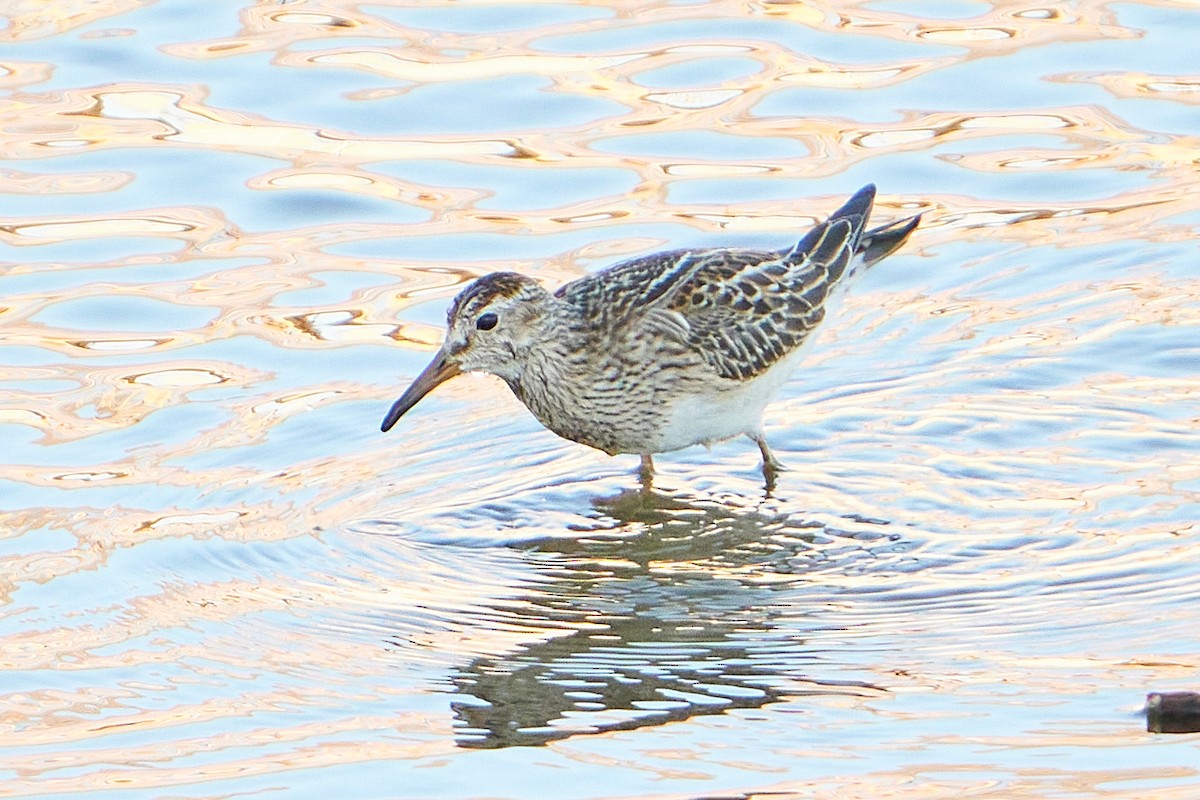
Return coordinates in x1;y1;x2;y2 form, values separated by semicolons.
749;433;785;488
638;454;655;488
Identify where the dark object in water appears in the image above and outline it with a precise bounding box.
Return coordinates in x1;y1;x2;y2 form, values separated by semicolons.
1146;691;1200;733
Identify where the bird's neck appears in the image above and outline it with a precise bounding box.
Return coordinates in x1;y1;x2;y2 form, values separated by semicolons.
502;306;586;422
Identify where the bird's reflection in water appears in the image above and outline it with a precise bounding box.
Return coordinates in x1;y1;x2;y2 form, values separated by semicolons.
446;488;902;749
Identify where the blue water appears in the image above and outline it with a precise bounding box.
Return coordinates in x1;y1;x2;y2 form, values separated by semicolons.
1;1;1198;798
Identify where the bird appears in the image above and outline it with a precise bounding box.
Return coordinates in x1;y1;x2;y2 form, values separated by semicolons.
381;184;920;487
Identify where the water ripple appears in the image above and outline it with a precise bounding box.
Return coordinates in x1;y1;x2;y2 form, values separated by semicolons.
3;0;1200;796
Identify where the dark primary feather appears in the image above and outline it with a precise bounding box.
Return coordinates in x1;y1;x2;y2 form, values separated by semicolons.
557;184;913;382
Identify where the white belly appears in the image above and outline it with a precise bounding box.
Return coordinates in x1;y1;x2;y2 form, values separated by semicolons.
654;348;804;453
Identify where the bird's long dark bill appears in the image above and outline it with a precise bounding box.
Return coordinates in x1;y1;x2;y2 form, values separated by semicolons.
380;352;460;432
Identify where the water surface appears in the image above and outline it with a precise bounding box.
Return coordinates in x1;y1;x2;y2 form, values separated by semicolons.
1;1;1198;797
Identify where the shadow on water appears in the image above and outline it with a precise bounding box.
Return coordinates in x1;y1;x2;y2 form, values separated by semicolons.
410;488;903;748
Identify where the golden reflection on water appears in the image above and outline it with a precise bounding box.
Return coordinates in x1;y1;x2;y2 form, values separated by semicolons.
2;0;1200;795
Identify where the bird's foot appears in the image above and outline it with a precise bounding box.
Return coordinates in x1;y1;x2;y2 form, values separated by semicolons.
750;433;786;490
762;458;785;493
637;454;655;490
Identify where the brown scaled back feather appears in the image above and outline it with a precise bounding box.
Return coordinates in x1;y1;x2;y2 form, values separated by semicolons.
556;184;913;383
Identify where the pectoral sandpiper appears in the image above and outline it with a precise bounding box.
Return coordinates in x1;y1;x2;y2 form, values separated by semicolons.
381;185;920;487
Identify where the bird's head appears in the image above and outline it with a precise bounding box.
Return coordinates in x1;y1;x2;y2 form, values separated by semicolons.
381;272;551;432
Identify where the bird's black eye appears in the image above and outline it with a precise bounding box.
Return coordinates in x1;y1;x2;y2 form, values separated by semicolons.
476;312;498;331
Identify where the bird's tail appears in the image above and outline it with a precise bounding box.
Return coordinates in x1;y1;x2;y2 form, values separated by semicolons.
858;212;922;268
783;184;920;279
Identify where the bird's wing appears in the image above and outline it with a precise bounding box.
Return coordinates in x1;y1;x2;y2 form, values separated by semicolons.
556;186;914;382
658;242;845;381
669;187;880;380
